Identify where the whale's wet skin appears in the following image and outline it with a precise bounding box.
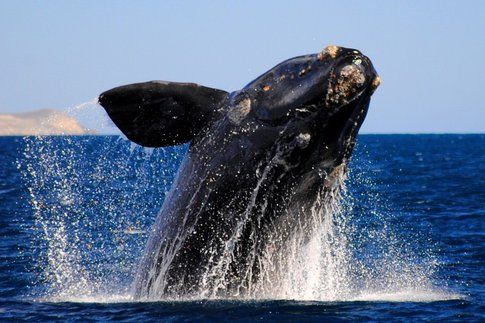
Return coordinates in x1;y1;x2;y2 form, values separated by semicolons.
98;45;380;299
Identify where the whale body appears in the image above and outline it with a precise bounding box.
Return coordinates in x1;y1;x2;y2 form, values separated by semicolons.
98;45;380;299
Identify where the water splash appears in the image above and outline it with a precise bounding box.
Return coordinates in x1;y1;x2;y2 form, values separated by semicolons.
135;148;447;301
23;98;121;135
20;135;185;300
274;169;355;301
68;98;99;113
18;103;454;303
18;101;185;299
67;98;120;134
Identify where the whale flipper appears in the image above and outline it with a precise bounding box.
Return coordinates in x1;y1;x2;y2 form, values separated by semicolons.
98;81;228;147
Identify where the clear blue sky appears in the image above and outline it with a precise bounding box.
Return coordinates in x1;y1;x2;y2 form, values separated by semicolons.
0;1;483;133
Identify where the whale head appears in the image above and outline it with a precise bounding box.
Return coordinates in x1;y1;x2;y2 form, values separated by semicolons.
246;45;379;116
233;45;380;171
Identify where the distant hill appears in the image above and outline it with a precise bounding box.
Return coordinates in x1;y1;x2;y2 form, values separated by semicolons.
0;109;93;136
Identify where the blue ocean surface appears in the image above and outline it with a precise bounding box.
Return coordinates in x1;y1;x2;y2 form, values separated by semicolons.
0;134;483;321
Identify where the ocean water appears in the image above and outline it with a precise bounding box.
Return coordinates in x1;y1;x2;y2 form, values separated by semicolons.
0;134;483;321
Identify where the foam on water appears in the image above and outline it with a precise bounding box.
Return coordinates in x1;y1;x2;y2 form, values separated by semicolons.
39;291;463;304
18;102;460;304
351;290;464;302
40;293;133;304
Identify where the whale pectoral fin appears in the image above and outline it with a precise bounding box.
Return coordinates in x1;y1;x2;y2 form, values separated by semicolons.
98;81;228;147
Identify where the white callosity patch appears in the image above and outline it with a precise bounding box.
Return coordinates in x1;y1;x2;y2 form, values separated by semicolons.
318;45;340;60
295;133;311;148
371;76;381;91
228;97;251;125
326;64;366;107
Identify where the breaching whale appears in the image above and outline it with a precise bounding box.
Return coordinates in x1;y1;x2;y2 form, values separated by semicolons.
98;45;380;299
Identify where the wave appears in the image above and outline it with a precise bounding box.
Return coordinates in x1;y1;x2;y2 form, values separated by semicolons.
350;290;464;302
0;188;16;195
38;288;464;304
